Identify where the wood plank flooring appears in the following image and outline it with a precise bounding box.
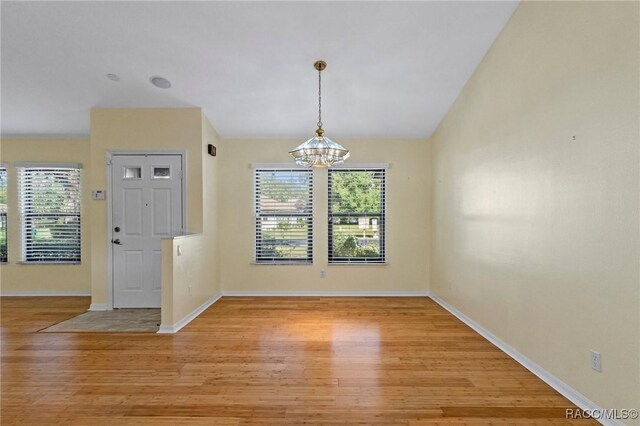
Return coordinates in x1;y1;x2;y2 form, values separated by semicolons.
1;296;595;425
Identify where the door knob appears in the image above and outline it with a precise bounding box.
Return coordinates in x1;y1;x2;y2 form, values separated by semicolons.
112;239;122;245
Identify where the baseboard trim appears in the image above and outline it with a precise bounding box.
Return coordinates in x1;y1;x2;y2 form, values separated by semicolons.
157;293;222;334
0;290;91;297
429;293;622;426
221;291;431;297
88;303;111;311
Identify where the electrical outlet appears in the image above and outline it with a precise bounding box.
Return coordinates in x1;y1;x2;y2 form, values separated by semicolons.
590;350;602;372
320;270;326;278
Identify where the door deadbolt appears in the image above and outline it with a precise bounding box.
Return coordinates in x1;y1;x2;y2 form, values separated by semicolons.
114;226;120;233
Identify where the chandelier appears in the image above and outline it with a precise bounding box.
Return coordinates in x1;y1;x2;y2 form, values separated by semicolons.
289;60;350;168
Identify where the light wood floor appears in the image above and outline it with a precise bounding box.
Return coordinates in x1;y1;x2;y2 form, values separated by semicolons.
1;296;595;425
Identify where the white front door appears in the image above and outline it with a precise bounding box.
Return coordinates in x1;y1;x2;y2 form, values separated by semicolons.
111;154;183;308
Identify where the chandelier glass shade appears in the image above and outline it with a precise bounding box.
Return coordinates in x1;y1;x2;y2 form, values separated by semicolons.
289;132;350;168
289;60;350;168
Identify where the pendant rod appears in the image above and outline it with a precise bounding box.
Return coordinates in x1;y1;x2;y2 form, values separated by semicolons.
314;60;326;136
317;68;322;129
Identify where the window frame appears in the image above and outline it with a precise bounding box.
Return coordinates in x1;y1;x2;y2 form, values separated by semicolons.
328;167;386;264
254;167;314;265
17;164;82;264
0;165;7;263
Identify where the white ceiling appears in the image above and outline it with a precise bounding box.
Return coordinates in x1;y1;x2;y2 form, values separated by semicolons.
1;1;518;139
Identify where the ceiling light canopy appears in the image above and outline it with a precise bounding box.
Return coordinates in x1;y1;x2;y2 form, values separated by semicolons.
289;60;349;168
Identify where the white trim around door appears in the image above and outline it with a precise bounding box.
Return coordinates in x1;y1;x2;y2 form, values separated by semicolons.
105;150;187;310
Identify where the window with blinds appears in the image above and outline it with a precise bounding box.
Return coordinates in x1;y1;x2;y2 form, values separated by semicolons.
18;167;81;263
0;167;7;263
255;169;313;264
328;169;386;264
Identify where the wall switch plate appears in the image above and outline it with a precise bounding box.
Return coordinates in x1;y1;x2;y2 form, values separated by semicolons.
177;245;182;256
320;270;326;278
590;350;602;372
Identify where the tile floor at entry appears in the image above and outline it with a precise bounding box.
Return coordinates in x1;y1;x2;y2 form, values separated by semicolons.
40;308;160;333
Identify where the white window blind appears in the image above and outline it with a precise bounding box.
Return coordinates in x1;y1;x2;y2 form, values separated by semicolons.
0;167;7;262
328;169;386;264
18;167;81;263
255;169;313;264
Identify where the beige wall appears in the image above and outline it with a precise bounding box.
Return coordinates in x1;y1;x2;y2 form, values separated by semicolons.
201;113;222;297
160;235;207;327
160;112;222;329
429;1;639;414
0;138;91;293
219;138;430;293
89;108;204;306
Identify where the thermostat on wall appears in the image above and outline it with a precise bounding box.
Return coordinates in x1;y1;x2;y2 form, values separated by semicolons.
92;190;106;200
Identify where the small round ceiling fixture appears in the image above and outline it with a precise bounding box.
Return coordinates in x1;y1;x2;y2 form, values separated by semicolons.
150;76;171;89
106;73;120;82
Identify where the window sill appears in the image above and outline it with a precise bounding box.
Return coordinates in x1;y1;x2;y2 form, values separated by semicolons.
16;262;81;265
328;262;388;266
251;262;313;266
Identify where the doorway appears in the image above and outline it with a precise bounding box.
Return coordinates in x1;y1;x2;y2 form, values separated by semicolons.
110;154;184;308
